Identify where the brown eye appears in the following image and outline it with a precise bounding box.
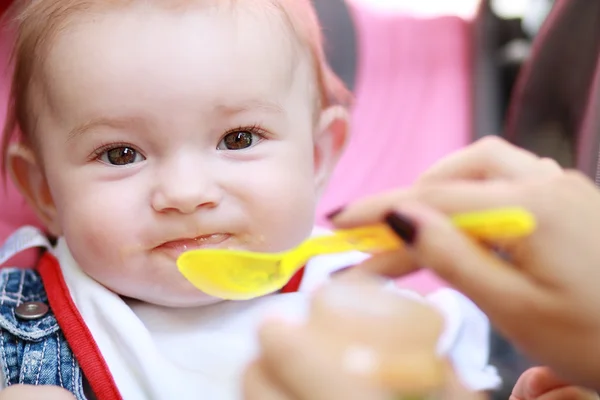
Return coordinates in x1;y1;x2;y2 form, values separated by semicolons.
218;131;258;150
100;147;145;165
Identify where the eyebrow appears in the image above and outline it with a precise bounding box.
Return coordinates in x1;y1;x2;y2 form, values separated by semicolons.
213;100;284;116
67;116;147;141
67;100;284;140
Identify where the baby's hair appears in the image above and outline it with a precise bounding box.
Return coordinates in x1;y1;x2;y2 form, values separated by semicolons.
1;0;352;169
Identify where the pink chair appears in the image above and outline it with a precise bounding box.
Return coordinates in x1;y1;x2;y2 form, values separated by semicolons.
316;2;477;293
0;27;42;267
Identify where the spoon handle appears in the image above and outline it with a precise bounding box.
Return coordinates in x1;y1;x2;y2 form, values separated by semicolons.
289;207;536;268
305;225;401;254
281;225;399;275
451;207;535;239
285;225;402;270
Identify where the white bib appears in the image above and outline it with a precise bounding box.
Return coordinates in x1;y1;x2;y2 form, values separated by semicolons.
0;226;501;398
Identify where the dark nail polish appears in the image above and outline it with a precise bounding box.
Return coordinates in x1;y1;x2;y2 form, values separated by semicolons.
384;212;417;245
326;206;345;220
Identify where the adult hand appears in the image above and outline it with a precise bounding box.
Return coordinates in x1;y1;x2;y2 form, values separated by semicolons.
330;137;600;388
244;275;482;400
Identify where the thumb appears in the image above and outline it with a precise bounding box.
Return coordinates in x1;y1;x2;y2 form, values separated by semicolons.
512;367;572;399
511;367;599;400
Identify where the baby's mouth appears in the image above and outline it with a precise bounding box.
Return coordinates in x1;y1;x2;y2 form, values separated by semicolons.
156;233;232;259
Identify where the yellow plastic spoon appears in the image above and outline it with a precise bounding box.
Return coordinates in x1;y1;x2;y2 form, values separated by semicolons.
177;207;535;300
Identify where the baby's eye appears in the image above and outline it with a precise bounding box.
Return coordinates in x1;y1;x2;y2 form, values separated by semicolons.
217;131;262;151
99;147;145;166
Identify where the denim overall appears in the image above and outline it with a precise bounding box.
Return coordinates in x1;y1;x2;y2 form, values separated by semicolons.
0;227;92;399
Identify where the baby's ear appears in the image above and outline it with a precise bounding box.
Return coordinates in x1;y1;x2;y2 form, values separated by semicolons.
313;105;350;195
7;143;61;236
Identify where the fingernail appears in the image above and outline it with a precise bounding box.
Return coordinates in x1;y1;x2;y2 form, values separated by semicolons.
326;206;345;220
384;212;418;245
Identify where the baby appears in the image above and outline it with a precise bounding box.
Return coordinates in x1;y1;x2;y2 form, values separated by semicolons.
1;0;498;398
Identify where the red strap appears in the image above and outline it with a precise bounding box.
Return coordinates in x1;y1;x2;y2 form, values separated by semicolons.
38;253;123;400
280;267;305;293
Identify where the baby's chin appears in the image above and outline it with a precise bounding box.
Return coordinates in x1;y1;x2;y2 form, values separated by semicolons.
158;295;225;308
102;275;227;308
127;289;226;308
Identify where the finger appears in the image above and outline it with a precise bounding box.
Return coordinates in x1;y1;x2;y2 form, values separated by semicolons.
530;386;599;400
513;367;571;398
354;250;419;279
258;318;388;400
389;202;539;321
331;180;526;229
512;367;599;400
417;137;551;183
0;385;76;400
536;158;564;178
242;360;290;400
308;277;444;352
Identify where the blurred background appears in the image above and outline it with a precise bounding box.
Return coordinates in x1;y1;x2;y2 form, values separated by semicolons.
314;0;558;227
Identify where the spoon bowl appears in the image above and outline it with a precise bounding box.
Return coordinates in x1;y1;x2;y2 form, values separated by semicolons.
178;223;402;300
178;251;288;300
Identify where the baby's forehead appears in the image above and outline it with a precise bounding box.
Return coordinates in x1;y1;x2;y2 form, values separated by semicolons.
31;2;318;130
45;1;306;49
32;0;310;80
36;2;316;110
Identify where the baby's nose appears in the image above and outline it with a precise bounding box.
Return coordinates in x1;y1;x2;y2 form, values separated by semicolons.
151;159;223;214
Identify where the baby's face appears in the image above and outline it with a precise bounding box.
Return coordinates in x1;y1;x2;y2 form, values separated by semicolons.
29;4;328;306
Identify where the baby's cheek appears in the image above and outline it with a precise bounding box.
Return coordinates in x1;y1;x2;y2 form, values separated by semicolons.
61;200;132;265
259;202;314;252
254;179;316;249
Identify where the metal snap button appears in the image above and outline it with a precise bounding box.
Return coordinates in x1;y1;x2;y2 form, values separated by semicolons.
15;302;49;320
